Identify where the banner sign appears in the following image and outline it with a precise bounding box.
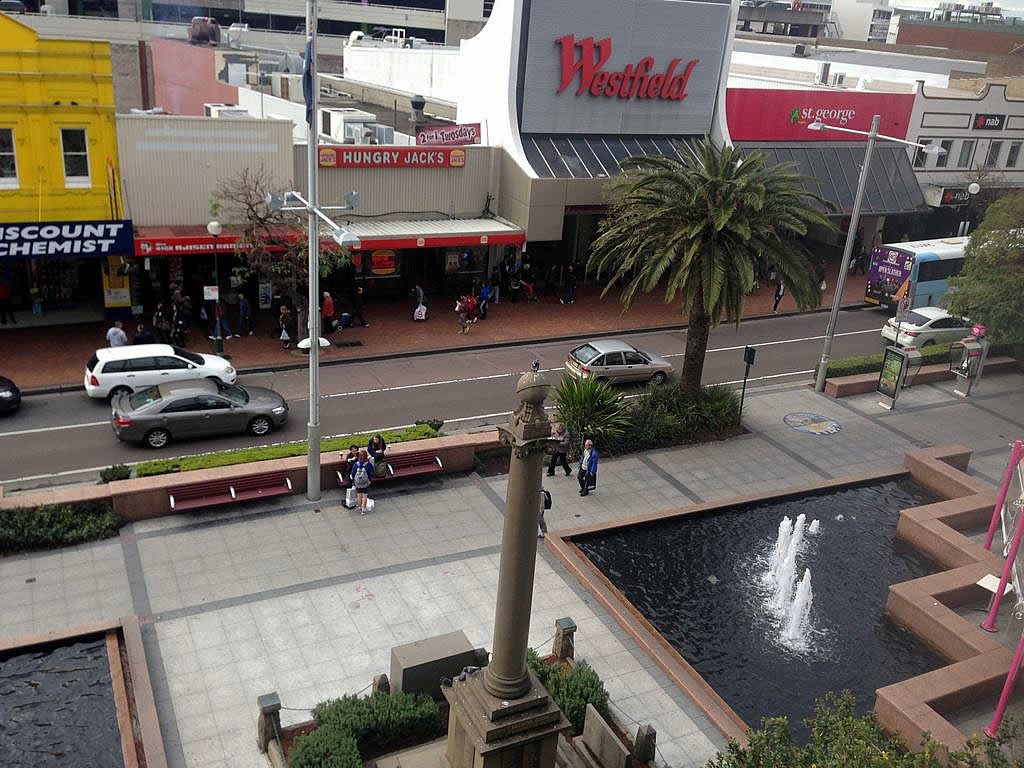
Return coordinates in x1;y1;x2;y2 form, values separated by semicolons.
941;187;971;206
415;123;482;146
0;220;134;259
318;146;466;169
973;113;1005;130
135;235;269;256
726;89;914;141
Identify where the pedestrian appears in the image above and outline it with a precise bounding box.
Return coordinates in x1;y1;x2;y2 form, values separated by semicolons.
465;293;479;323
238;292;254;336
367;433;387;467
132;323;156;345
152;302;170;342
0;277;15;325
490;265;501;304
351;285;368;327
279;305;293;349
538;486;551;539
208;298;235;340
548;423;573;477
343;444;359;473
577;439;598;496
772;281;786;314
561;263;577;305
455;296;470;334
106;320;128;347
478;281;491;319
350;448;375;515
322;290;336;333
170;305;187;346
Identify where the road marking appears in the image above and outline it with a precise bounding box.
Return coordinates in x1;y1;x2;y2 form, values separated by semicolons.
0;420;109;438
661;328;876;359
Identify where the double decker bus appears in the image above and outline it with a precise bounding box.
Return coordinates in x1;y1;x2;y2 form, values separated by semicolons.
865;237;967;311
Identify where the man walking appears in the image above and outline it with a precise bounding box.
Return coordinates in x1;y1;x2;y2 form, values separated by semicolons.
322;290;336;333
578;439;598;497
772;281;786;314
350;285;368;327
238;292;254;336
132;323;156;344
106;320;128;347
547;423;573;477
561;264;577;305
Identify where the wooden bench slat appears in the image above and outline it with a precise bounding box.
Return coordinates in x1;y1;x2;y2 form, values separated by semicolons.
168;472;293;513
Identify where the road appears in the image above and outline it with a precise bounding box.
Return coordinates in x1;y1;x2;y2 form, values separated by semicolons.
0;309;886;484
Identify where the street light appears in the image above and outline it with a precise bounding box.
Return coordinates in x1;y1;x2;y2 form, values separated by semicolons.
265;188;360;500
809;115;946;393
206;219;224;356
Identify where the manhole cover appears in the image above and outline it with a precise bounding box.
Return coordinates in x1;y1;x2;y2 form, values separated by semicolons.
783;412;842;435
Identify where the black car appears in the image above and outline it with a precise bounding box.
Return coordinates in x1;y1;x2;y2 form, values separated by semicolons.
0;376;21;415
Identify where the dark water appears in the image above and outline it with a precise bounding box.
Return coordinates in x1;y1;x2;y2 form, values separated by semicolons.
0;637;124;768
576;479;942;741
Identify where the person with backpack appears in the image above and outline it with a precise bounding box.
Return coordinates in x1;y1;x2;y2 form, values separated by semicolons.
538;485;551;539
350;448;375;515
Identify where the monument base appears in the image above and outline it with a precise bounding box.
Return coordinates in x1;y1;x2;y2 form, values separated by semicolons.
441;669;569;768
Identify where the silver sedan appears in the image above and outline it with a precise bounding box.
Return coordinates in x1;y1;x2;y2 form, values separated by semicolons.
564;339;674;385
111;380;288;449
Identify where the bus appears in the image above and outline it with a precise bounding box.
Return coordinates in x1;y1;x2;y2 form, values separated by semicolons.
865;237;967;311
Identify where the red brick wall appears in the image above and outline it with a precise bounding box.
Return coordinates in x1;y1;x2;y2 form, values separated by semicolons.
151;38;238;116
896;23;1024;55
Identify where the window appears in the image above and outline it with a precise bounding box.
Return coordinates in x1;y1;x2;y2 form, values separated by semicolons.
0;128;16;188
916;258;965;283
935;140;953;169
197;396;231;410
985;141;1003;168
1008;141;1022;168
155;356;190;370
101;360;129;374
956;140;976;169
602;352;625;366
162;397;201;414
60;128;90;187
913;139;932;168
624;351;647;365
127;357;159;372
172;347;204;365
128;387;163;409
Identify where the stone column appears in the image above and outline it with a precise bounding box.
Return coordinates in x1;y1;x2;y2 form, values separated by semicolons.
483;363;555;700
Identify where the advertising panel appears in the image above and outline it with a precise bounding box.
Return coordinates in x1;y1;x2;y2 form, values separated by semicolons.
415;123;482;146
317;146;466;168
866;246;914;308
519;0;731;135
0;220;134;259
877;346;907;403
726;90;914;141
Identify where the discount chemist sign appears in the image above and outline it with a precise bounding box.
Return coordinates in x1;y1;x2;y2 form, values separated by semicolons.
0;220;134;259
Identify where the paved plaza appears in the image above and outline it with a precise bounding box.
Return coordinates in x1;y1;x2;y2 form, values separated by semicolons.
1;370;1022;768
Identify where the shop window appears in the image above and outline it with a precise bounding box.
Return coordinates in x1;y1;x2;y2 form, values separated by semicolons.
0;128;17;188
956;140;976;169
984;141;1003;168
1008;141;1022;168
913;138;932;168
61;128;91;187
935;140;952;169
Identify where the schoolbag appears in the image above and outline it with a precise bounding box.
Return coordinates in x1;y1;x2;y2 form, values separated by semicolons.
354;463;370;487
542;489;552;510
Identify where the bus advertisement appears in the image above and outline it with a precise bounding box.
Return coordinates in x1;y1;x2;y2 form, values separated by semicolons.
865;237;968;310
866;247;915;309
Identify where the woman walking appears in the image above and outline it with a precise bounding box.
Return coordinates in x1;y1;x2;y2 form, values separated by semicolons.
455;296;470;334
350;448;375;515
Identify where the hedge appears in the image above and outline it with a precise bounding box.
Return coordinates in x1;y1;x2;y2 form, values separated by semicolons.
527;649;610;735
135;423;440;477
0;501;124;555
290;692;444;768
817;342;1014;380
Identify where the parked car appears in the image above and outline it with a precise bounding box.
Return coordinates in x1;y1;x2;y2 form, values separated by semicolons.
0;0;27;13
564;339;673;385
111;380;288;448
188;16;221;45
0;375;21;415
84;344;236;400
881;306;972;349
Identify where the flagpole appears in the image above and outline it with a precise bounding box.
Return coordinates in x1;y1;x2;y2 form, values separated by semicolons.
305;0;321;501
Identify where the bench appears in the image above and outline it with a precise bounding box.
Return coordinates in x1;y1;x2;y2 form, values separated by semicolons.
336;450;444;488
169;471;293;512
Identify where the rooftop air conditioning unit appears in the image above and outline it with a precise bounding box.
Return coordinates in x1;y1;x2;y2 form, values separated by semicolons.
794;43;809;56
816;62;831;84
830;72;846;87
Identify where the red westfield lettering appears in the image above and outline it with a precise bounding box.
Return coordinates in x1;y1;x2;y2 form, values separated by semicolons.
556;34;698;101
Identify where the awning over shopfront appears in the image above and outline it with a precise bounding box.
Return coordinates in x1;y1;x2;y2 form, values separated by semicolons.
521;135;699;179
739;142;926;217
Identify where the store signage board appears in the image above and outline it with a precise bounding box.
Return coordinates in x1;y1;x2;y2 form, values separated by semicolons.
0;220;134;259
519;0;731;135
940;187;971;206
318;146;466;168
415;123;482;146
877;346;908;410
726;89;914;141
973;113;1006;130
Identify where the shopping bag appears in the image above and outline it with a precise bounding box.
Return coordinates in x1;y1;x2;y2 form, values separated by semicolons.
366;498;375;512
344;487;357;509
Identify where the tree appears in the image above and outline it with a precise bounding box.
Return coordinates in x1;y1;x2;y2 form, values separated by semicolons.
944;191;1024;346
213;165;350;320
588;138;833;395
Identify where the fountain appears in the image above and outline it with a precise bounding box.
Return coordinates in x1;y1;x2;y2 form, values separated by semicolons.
784;570;814;642
766;514;814;644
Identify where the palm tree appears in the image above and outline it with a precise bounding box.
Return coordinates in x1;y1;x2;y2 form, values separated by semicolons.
588;138;834;396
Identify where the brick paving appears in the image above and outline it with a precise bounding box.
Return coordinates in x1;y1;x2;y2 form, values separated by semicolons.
0;371;1021;768
0;265;866;390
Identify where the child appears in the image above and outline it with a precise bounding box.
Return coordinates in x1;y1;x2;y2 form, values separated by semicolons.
350;448;375;515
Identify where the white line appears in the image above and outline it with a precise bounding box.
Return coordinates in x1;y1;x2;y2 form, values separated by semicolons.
661;328;877;359
0;420;109;438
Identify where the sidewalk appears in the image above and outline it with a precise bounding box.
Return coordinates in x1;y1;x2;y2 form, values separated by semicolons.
0;266;867;391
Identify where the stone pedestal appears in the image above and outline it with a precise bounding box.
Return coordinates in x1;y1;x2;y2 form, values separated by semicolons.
442;669;568;768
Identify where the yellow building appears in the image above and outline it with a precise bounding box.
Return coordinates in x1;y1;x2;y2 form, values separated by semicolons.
0;15;131;322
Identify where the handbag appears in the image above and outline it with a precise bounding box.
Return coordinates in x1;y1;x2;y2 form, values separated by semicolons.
280;329;290;341
819;279;827;291
366;498;375;512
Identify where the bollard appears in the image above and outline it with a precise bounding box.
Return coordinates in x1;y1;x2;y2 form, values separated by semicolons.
372;673;391;695
632;724;657;764
553;617;577;661
256;691;282;753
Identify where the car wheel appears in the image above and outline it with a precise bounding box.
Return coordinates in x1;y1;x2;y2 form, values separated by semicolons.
108;386;132;401
921;339;936;347
248;416;273;436
144;428;170;449
651;371;667;386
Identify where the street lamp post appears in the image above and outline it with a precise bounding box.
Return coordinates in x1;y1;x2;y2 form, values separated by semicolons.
207;219;224;356
809;115;946;393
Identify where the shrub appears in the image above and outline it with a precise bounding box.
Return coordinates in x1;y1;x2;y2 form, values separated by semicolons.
289;727;361;768
136;423;440;477
99;464;131;484
545;661;610;735
311;692;443;757
817;342;1014;380
415;418;444;432
0;501;124;555
554;377;631;450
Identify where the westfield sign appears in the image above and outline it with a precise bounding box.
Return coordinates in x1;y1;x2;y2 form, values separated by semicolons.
556;34;699;100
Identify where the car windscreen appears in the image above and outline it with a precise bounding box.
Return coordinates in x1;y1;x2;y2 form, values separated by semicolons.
128;387;162;409
86;353;99;372
172;346;205;365
218;383;249;405
905;311;933;327
572;344;601;364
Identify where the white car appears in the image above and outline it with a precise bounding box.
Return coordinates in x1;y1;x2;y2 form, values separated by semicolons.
84;344;236;399
881;306;971;349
